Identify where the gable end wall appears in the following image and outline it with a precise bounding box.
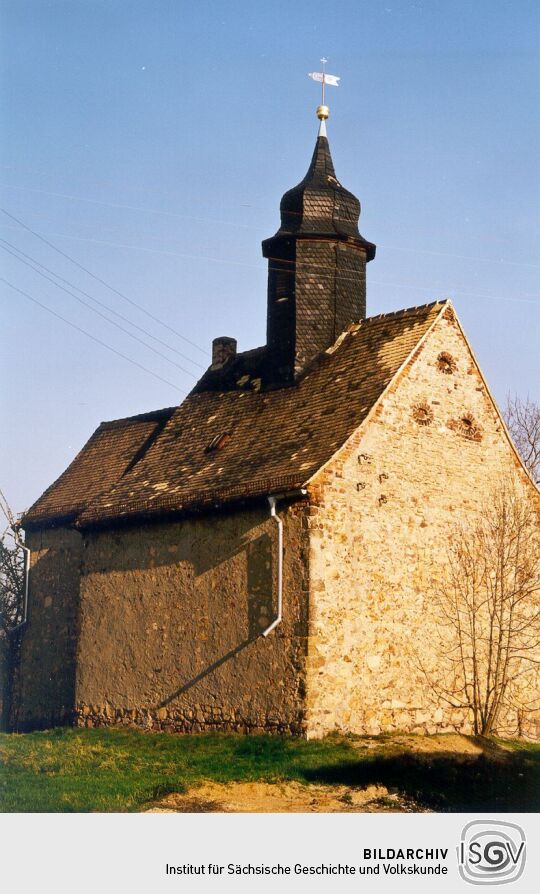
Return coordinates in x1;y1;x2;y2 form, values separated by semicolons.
306;310;539;739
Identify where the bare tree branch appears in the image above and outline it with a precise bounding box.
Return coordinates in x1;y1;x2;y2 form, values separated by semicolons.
505;394;540;485
423;484;540;736
0;489;25;635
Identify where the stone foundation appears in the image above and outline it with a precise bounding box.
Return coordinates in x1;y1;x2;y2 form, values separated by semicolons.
74;703;306;736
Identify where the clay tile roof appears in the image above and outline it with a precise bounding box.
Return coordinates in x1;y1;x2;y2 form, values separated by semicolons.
23;302;446;530
22;407;175;529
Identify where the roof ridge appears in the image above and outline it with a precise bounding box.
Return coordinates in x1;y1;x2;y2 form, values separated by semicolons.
363;299;449;324
321;299;449;358
100;406;177;428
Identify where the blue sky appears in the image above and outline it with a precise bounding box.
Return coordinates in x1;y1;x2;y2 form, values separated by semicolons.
1;0;539;514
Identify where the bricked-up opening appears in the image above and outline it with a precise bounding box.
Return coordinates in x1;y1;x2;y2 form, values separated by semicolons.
262;132;375;385
413;403;434;426
449;414;483;442
437;351;457;375
459;415;482;441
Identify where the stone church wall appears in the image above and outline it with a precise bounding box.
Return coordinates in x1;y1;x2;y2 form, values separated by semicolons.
12;527;82;730
306;310;539;739
73;502;309;734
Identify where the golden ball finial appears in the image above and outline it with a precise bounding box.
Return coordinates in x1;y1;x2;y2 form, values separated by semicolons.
316;104;330;121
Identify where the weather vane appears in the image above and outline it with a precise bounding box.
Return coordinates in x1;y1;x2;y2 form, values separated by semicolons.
308;57;340;131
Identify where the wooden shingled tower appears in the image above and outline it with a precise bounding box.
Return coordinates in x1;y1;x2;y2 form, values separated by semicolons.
262;113;376;385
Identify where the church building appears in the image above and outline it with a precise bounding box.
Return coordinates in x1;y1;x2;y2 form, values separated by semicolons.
16;105;539;738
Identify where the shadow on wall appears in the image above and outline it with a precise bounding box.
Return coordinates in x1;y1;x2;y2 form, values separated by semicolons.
247;533;274;637
14;512;281;725
82;510;273;577
158;531;275;708
9;541;81;731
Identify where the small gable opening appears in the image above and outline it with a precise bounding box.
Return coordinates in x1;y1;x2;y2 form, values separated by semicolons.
437;351;457;375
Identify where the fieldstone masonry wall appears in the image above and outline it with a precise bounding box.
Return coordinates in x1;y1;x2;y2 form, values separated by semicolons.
15;503;310;733
13;527;82;730
305;310;539;739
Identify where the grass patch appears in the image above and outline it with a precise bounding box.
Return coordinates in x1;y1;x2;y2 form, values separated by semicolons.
0;728;538;813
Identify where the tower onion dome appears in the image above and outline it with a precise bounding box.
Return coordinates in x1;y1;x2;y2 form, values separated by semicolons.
268;134;376;261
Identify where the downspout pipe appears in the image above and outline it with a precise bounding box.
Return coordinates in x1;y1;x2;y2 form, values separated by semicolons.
10;543;30;634
262;496;283;638
262;489;307;638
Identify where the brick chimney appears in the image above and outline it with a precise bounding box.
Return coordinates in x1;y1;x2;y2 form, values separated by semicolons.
211;336;237;367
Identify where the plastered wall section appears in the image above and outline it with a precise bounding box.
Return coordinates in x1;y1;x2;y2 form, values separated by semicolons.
74;502;309;734
305;309;539;739
14;527;82;730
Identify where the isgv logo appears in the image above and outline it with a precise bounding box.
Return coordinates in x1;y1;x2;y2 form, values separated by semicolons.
458;820;526;885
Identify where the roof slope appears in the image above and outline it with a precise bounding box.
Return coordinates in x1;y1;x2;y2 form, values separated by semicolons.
23;407;175;528
23;303;445;530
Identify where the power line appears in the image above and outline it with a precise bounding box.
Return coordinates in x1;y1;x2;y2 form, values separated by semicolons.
264;259;539;306
377;242;540;270
2;211;538;307
0;242;199;378
368;278;539;306
0;181;256;230
0;277;184;393
0;236;204;368
0;220;262;268
2;179;539;270
0;208;209;355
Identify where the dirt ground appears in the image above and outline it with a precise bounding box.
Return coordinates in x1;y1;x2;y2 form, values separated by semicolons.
147;780;414;813
349;732;485;756
148;734;490;813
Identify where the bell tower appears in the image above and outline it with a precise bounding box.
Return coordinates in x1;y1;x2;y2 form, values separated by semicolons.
262;105;375;385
